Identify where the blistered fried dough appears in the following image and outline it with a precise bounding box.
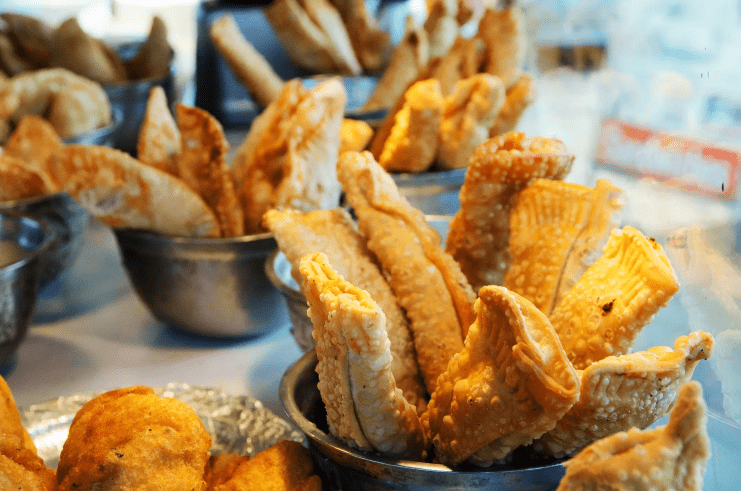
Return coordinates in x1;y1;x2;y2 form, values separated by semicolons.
539;333;714;459
47;145;220;237
3;115;63;177
331;0;391;72
57;386;212;491
362;17;429;112
0;68;111;126
299;253;428;458
46;81;111;138
339;118;373;154
263;208;428;412
0;13;53;67
265;0;361;75
556;381;710;491
438;73;506;171
0;33;35;76
550;226;680;369
50;17;126;85
422;286;580;466
137;86;180;175
0;154;56;200
175;104;244;237
490;72;535;137
446;132;574;291
424;0;460;59
232;78;346;233
209;14;284;107
476;7;526;89
505;179;623;315
124;16;172;81
337;151;476;392
0;434;57;491
204;453;249;489
212;441;321;491
378;79;444;173
0;375;37;454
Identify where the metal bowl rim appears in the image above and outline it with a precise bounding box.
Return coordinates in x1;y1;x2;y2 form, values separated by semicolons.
280;349;567;477
0;214;56;275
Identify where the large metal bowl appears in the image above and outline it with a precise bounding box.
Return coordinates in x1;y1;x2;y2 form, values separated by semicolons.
0;193;88;289
113;228;288;338
280;350;567;491
0;214;53;367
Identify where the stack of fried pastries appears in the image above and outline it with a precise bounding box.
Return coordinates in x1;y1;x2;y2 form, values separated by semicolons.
266;139;715;478
0;379;321;491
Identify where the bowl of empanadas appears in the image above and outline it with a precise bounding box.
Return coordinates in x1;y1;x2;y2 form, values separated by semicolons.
268;135;716;489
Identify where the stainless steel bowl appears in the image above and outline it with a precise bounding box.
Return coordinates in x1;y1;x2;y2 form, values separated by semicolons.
62;106;124;147
265;216;453;352
0;214;53;367
114;229;289;338
0;193;88;289
392;168;466;216
280;350;567;491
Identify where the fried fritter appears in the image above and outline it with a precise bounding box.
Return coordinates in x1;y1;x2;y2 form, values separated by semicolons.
137;86;180;176
0;375;37;454
57;385;212;491
0;434;57;491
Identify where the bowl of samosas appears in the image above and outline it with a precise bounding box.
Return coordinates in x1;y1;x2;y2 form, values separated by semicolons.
0;213;53;367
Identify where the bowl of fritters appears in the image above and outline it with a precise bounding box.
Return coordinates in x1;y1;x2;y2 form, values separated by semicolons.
114;228;288;338
280;349;567;491
0;213;53;367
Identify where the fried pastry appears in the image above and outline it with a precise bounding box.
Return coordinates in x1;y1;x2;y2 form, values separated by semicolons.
421;286;580;466
0;434;57;491
337;151;476;393
210;440;321;491
3;114;63;179
209;14;284;107
204;453;249;489
46;80;112;138
377;78;444;173
263;208;427;412
489;72;535;136
549;226;680;369
424;0;460;59
0;13;53;68
446;132;574;291
330;0;391;72
556;380;710;491
137;86;180;176
362;16;429;112
124;16;172;81
57;386;212;491
299;252;428;459
265;0;361;75
437;73;506;171
339;118;373;154
47;145;220;237
232;78;346;233
175;104;244;237
537;331;713;459
0;375;37;454
50;17;126;85
0;33;35;76
0;154;56;200
427;36;486;97
505;179;623;315
476;6;526;89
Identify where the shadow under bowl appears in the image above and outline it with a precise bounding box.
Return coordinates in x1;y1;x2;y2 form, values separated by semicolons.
0;214;53;367
114;228;288;338
0;193;89;289
280;350;567;491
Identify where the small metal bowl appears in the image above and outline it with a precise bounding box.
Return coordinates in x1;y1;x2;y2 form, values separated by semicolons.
62;106;124;147
265;216;453;352
280;350;567;491
0;214;53;367
0;193;88;289
113;229;288;338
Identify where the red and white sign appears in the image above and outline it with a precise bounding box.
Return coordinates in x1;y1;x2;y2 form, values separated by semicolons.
595;118;740;200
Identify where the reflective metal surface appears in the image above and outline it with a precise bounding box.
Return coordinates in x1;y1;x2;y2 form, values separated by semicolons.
280;350;567;491
21;383;305;470
0;193;89;289
392;168;466;216
0;214;52;367
114;228;288;338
